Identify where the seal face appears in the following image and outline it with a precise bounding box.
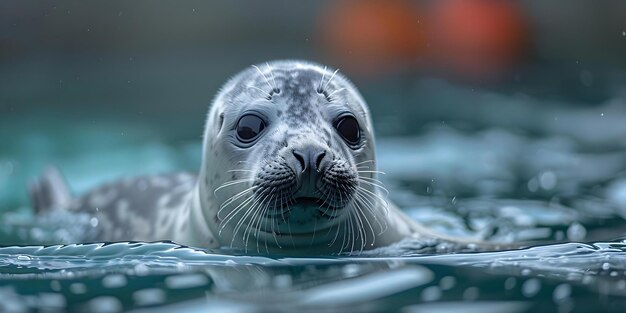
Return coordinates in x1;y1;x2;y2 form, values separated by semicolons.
51;60;422;255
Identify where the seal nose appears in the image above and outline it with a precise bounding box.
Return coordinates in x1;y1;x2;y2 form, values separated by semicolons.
292;147;327;173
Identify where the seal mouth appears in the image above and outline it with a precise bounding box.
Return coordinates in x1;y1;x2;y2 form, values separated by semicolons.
292;196;323;206
291;196;342;211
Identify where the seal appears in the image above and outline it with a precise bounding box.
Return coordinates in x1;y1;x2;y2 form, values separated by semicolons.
31;60;437;255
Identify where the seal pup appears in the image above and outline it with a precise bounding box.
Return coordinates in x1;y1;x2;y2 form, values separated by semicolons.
31;60;443;255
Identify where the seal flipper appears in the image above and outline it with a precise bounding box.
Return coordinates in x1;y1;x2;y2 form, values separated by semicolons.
29;166;73;213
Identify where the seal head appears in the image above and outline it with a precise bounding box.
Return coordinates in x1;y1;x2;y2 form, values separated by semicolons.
195;60;392;254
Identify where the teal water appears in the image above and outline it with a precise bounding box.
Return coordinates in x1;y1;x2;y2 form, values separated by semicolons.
2;82;626;312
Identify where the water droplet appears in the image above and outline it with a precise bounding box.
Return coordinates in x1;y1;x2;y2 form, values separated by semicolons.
582;275;594;285
566;223;587;241
133;288;166;306
553;283;571;303
88;296;122;313
527;178;539;192
539;171;557;190
165;273;209;289
273;274;293;289
602;262;610;270
342;264;360;278
102;274;127;288
39;292;66;309
522;278;541;297
134;263;149;275
50;280;62;291
439;276;456;290
462;287;480;301
504;277;517;290
421;285;442;302
69;283;87;294
16;255;31;261
90;217;99;227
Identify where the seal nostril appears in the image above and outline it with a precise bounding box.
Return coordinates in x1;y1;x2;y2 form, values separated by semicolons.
315;151;326;172
292;150;306;172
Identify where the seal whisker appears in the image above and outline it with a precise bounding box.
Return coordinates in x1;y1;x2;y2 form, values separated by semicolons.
355;192;387;235
355;190;386;226
241;188;274;247
234;191;269;251
339;213;349;254
252;65;275;93
227;169;256;173
355;160;376;166
217;186;255;219
356;170;386;175
247;85;272;99
347;209;356;254
219;193;256;234
213;178;254;196
357;178;390;196
357;185;389;215
341;183;366;253
350;195;369;252
329;220;342;247
253;193;274;253
266;62;280;93
219;187;261;228
323;69;340;91
317;66;327;93
358;175;386;184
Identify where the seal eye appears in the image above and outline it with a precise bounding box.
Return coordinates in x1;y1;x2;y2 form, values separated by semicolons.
236;114;266;142
335;115;360;145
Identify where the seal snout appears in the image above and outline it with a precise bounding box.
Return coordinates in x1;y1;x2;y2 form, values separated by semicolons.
291;147;327;173
252;141;358;216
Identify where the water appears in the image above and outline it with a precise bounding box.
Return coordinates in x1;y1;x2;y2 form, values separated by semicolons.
2;81;626;312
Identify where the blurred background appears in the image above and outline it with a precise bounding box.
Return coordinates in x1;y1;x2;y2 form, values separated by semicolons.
1;0;626;232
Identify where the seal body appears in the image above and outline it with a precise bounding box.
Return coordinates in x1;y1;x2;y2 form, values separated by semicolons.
48;60;430;255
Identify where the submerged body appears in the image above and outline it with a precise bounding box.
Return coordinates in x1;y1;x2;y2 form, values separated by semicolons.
32;60;436;255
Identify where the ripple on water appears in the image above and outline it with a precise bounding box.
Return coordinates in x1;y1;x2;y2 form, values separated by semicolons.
0;240;625;311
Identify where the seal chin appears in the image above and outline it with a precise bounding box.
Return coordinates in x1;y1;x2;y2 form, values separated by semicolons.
259;194;351;234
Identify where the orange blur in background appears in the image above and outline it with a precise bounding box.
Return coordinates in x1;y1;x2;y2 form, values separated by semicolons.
319;0;530;83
